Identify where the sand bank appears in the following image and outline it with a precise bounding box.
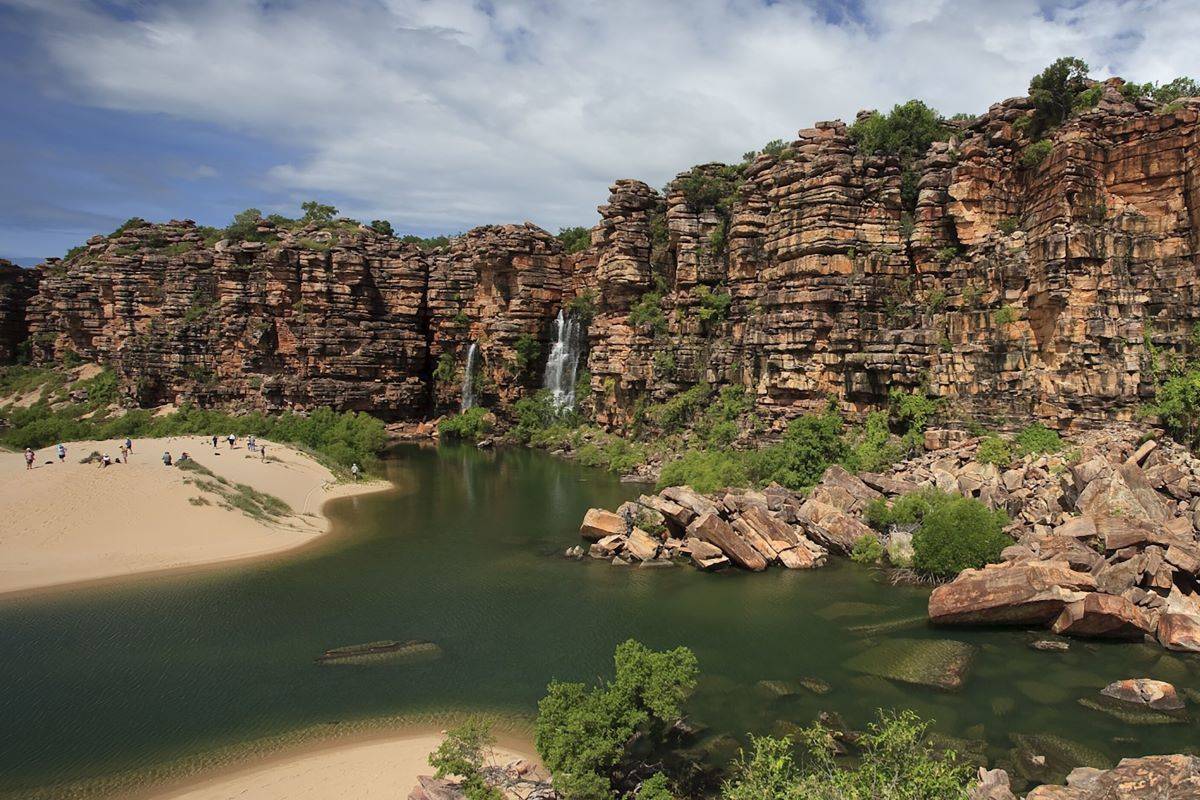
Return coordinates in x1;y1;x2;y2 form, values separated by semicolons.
152;730;536;800
0;436;388;596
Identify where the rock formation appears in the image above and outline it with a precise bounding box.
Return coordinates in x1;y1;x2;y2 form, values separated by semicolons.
9;87;1199;430
0;259;39;364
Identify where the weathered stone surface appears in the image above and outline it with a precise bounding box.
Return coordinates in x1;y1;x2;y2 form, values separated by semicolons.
1100;678;1184;711
686;537;730;570
796;499;876;554
624;528;660;561
1050;593;1157;639
1024;754;1200;800
580;508;625;541
688;511;767;571
929;562;1096;626
1157;612;1200;652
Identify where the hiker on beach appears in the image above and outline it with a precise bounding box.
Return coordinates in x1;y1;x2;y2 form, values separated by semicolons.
24;448;35;470
101;454;112;468
124;437;133;454
162;451;172;467
261;444;267;461
247;435;256;452
211;435;218;449
351;463;360;482
56;443;66;462
227;434;236;450
119;444;128;463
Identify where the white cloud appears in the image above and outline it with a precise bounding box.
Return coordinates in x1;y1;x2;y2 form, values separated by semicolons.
13;0;1200;233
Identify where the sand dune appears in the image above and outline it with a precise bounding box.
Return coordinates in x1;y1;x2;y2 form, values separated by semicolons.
0;436;387;596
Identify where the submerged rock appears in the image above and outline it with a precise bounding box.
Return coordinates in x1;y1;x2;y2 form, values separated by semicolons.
1099;678;1185;711
844;638;975;691
316;639;442;665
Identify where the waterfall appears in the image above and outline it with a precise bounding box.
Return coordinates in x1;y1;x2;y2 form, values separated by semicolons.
461;342;478;411
543;310;583;411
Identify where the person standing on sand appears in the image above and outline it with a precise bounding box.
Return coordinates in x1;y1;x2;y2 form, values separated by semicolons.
261;444;267;461
227;434;236;450
24;448;35;470
119;444;128;464
351;463;360;481
125;437;133;455
211;435;218;449
56;443;66;463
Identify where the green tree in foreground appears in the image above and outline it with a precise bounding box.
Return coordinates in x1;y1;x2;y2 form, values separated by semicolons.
722;710;973;800
535;639;698;800
429;719;504;800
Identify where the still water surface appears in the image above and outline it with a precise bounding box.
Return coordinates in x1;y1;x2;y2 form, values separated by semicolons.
1;444;1198;796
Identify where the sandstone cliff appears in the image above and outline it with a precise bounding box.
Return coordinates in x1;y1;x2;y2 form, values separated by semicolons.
12;84;1200;428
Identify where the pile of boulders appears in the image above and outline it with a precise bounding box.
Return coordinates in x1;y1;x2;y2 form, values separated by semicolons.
923;428;1200;652
577;424;1200;651
970;754;1200;800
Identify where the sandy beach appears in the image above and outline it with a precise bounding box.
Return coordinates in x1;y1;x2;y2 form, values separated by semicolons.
0;436;388;596
153;731;537;800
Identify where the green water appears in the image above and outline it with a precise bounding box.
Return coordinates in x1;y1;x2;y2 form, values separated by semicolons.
2;444;1199;796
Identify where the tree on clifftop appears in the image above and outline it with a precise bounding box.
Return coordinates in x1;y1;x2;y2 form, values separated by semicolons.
300;200;338;225
1028;56;1091;134
848;100;950;214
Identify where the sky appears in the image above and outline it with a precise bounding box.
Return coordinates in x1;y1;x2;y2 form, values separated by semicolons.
2;0;1199;264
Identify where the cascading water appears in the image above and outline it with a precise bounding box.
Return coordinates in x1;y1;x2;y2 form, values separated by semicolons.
543;310;583;411
461;342;478;411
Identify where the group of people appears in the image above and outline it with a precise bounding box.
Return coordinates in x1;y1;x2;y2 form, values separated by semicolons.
23;438;135;470
210;433;267;460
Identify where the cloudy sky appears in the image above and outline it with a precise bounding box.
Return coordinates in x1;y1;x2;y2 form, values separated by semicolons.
2;0;1198;263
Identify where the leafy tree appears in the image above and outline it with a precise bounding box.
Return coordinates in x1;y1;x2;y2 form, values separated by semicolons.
222;208;266;243
629;291;667;334
850;535;885;565
400;233;454;251
695;285;732;329
300;200;338;224
912;495;1009;577
535;640;698;800
1144;368;1200;448
865;487;956;531
557;226;592;254
1020;139;1054;167
1028;57;1091;134
1152;76;1200;103
369;219;394;236
438;407;492;443
721;735;801;800
848;100;951;212
428;719;503;800
636;772;675;800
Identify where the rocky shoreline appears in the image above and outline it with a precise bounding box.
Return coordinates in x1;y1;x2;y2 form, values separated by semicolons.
574;424;1200;653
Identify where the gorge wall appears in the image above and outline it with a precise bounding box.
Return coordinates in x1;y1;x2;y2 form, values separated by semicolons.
7;81;1200;429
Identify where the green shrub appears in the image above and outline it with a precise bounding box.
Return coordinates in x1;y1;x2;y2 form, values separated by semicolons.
369;219;394;236
1020;139;1054;168
848;100;951;212
1151;76;1200;104
513;333;541;374
637;772;675;800
222;208;271;243
1072;84;1102;111
975;435;1013;466
629;291;667;334
567;290;597;322
650;383;712;432
657;450;748;494
536;640;697;800
577;435;646;474
438;407;492;443
1144;368;1200;448
722;709;973;800
912;495;1009;577
433;352;457;384
865;487;956;531
695;285;732;329
850;535;885;565
677;165;742;214
993;305;1018;325
429;719;503;800
842;410;900;473
998;216;1019;234
934;246;958;265
399;234;454;251
1014;422;1062;457
556;226;591;254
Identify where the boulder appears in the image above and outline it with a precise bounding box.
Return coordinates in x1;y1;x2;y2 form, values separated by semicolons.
1025;754;1200;800
624;528;660;561
580;508;625;541
858;472;919;496
1050;593;1157;639
814;464;881;510
1100;678;1184;711
776;544;825;569
687;512;767;571
738;504;804;548
929;562;1096;626
1053;516;1097;539
1076;463;1168;523
796;499;876;554
641;494;694;530
660;486;719;518
686;537;729;570
731;517;780;561
1157;612;1200;652
969;767;1018;800
409;776;464;800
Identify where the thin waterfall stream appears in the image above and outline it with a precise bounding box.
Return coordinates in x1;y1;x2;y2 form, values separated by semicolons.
461;342;478;411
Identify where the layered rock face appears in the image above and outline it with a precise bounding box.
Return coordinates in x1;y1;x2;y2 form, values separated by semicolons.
18;89;1200;427
0;259;39;364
